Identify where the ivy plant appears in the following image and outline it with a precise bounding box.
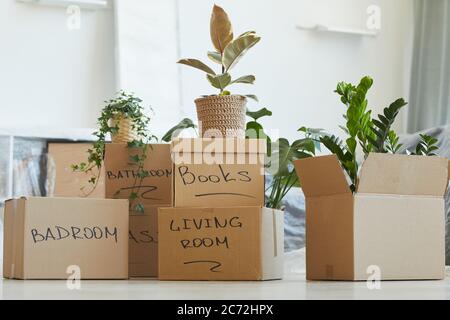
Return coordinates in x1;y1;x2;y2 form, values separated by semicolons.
72;91;156;213
178;5;260;100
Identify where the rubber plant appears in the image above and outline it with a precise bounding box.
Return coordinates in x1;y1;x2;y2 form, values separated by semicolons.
245;108;319;209
161;118;197;142
72;91;156;213
178;4;261;137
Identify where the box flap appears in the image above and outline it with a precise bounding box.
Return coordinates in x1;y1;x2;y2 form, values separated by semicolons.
448;160;450;181
3;198;26;279
294;155;351;197
261;208;284;280
358;153;449;197
171;138;267;155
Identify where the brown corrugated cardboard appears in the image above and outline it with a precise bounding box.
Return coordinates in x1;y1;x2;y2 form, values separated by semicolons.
294;153;448;281
158;206;284;281
3;197;129;280
171;138;266;207
104;143;173;208
48;143;105;198
103;143;172;277
129;206;161;277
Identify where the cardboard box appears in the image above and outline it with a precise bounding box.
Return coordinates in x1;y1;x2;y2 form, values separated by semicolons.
171;138;266;207
48;143;105;198
158;206;284;281
3;197;129;279
129;206;161;277
104;143;173;209
294;153;449;281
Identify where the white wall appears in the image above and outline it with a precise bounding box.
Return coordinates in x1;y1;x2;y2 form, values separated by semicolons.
114;0;181;136
0;0;116;131
177;0;414;141
0;0;414;141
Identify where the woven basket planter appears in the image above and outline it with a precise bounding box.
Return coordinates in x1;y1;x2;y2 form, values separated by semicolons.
110;114;139;143
195;95;247;138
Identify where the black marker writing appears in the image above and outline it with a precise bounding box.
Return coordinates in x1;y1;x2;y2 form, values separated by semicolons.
184;260;222;273
31;226;119;243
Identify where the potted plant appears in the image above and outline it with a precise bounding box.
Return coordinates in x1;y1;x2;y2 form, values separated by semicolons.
72;91;156;213
178;4;260;138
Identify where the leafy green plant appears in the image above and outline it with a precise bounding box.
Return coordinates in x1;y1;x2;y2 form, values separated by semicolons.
72;91;156;213
412;134;439;156
178;5;260;100
316;76;408;192
386;130;403;154
368;98;407;153
245;107;272;154
245;107;319;209
266;136;317;209
161;118;197;142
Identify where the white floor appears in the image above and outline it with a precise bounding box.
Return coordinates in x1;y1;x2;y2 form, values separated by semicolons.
1;272;450;300
2;219;450;300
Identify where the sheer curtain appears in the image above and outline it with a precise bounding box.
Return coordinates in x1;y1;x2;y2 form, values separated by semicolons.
408;0;450;133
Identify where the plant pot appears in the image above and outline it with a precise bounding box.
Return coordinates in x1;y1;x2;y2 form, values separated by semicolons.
195;95;247;138
110;114;139;143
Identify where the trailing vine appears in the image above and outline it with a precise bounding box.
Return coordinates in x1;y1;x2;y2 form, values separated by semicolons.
72;91;156;213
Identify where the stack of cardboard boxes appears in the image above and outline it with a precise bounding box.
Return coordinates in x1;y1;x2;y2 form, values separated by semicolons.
3;139;284;281
159;138;284;280
103;143;173;277
4;141;449;281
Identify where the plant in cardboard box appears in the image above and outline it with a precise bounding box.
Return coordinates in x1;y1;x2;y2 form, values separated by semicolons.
72;91;157;213
301;76;440;192
178;4;261;138
245;107;320;209
293;77;448;281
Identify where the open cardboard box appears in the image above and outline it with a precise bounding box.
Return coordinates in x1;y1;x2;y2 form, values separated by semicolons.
104;143;172;277
294;153;449;281
3;197;129;280
171;138;266;208
158;206;284;281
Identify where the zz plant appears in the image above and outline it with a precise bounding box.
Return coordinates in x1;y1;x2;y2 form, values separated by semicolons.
72;91;156;213
312;76;440;192
178;4;260;100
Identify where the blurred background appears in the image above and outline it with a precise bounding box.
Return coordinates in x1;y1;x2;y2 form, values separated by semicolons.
0;0;449;204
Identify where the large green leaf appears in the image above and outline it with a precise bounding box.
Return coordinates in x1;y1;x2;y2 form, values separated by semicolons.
207;73;231;90
222;34;261;71
237;31;256;38
231;75;255;85
246;107;272;121
210;4;234;54
207;51;222;64
245;121;272;156
178;59;216;75
244;94;259;102
269;138;314;177
161;118;197;142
